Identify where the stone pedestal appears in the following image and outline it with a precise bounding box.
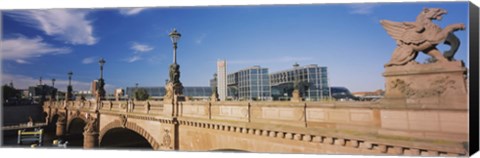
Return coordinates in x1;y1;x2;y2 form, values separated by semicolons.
210;93;218;102
291;90;302;102
83;132;99;149
381;61;467;109
163;95;185;117
56;121;66;137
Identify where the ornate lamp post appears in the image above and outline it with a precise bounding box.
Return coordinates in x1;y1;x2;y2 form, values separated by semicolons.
38;76;46;103
169;28;181;64
52;78;56;87
97;58;106;101
134;83;139;100
165;28;184;100
99;58;105;79
66;71;73;101
51;78;56;100
68;72;72;85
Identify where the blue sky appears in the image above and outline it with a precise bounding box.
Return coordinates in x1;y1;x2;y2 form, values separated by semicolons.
1;2;470;93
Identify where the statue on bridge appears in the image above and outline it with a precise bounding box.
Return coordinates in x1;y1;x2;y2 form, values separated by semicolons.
164;63;184;102
380;8;467;109
381;8;464;67
96;78;106;102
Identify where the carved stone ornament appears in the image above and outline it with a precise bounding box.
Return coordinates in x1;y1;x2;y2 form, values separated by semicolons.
161;129;172;148
390;76;455;98
381;8;465;67
57;113;66;122
119;115;127;128
72;110;80;118
145;101;150;112
84;116;98;133
164;82;174;101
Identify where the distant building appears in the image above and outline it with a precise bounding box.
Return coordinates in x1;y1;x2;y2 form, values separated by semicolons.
125;86;212;100
217;60;227;101
270;64;330;101
74;90;94;100
91;80;99;95
28;84;57;103
352;89;384;101
228;65;271;101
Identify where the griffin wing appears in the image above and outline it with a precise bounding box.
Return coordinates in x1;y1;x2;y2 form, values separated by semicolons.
380;20;425;44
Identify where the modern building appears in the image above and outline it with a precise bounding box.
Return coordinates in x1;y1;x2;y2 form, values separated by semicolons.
227;66;271;101
125;86;212;100
91;80;99;95
270;64;330;101
330;87;357;101
217;60;227;101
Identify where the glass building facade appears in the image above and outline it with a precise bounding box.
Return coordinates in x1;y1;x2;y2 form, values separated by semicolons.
227;66;271;101
270;64;330;101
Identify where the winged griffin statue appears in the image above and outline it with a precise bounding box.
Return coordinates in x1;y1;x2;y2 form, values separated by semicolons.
381;8;465;67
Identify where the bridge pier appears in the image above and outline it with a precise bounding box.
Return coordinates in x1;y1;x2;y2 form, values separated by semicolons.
55;115;66;137
83;132;99;148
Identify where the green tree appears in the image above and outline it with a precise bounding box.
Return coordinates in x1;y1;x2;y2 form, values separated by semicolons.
134;88;150;101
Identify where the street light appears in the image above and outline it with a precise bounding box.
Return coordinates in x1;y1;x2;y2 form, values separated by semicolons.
97;58;106;101
169;28;181;64
67;71;73;101
52;78;56;88
293;63;300;90
99;58;106;79
68;71;73;86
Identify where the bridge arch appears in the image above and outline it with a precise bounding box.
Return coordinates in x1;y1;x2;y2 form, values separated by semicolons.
66;117;87;147
99;120;160;149
47;114;59;132
66;114;87;133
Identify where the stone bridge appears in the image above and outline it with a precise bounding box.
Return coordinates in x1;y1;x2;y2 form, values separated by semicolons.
42;99;468;156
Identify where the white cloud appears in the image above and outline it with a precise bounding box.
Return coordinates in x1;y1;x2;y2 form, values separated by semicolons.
195;34;207;44
124;42;153;63
229;56;312;65
82;56;97;64
7;9;98;45
126;55;142;63
2;36;71;64
349;4;378;15
131;42;154;53
119;8;147;16
15;59;30;64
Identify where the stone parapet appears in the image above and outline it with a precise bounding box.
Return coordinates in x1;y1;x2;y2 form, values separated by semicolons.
44;98;468;155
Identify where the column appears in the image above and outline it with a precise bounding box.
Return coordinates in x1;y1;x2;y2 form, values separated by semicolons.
83;116;99;149
55;115;66;137
83;132;99;149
